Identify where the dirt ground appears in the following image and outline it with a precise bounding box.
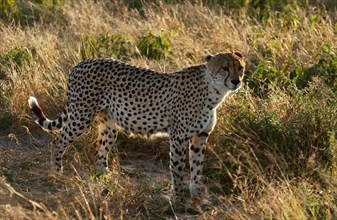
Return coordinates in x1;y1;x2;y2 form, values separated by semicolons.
0;126;205;219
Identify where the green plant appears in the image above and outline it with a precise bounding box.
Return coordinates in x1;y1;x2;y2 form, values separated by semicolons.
246;43;337;97
0;0;65;24
290;44;337;90
315;44;337;89
0;47;35;80
0;91;12;128
1;47;33;66
210;82;337;197
245;59;279;97
124;0;144;10
33;0;64;6
80;33;134;60
0;0;19;22
0;46;35;127
137;33;171;60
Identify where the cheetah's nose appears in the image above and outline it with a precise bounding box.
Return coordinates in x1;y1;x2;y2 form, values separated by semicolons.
231;80;240;86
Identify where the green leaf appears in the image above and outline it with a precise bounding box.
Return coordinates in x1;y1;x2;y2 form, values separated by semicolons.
321;44;329;53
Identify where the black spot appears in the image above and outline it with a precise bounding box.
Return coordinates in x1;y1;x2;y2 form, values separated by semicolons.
198;132;209;137
56;118;63;129
193;147;200;154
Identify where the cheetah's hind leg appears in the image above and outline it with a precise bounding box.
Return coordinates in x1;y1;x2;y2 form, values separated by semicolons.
96;110;118;173
52;112;92;173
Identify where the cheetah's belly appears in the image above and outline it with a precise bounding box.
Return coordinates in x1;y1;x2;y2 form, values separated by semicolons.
109;104;170;135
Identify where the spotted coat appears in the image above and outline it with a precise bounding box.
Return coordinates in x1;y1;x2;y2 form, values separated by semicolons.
28;52;245;202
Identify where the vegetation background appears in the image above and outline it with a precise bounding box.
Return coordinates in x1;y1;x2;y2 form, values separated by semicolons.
0;0;336;219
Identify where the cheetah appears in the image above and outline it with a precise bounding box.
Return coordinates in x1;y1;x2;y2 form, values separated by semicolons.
28;52;245;202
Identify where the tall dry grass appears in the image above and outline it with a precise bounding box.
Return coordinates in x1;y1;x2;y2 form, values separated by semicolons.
0;0;337;219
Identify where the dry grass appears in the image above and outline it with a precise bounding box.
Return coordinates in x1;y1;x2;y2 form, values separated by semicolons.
0;0;337;219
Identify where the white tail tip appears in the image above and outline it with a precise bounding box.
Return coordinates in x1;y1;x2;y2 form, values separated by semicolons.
28;96;38;108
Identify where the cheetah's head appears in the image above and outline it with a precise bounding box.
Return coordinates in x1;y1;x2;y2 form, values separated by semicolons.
205;52;245;91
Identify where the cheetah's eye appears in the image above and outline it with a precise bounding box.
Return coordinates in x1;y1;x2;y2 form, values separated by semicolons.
222;67;229;72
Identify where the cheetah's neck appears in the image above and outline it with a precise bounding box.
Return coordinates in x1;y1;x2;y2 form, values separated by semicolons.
205;71;232;109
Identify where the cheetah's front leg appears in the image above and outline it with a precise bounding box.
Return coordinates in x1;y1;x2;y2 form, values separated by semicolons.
189;133;208;200
189;110;216;201
169;135;189;203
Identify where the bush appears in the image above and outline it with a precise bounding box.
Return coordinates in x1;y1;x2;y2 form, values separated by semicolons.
209;82;337;196
0;46;36;127
0;46;35;80
288;44;337;90
80;32;173;61
80;33;134;60
246;44;337;98
1;47;33;66
137;33;171;60
0;0;65;25
124;0;144;10
0;0;19;22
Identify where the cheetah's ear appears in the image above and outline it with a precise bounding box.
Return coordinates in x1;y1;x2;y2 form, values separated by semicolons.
234;51;243;58
205;54;213;62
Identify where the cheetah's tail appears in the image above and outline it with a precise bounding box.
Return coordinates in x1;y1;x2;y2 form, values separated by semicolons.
28;96;68;131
